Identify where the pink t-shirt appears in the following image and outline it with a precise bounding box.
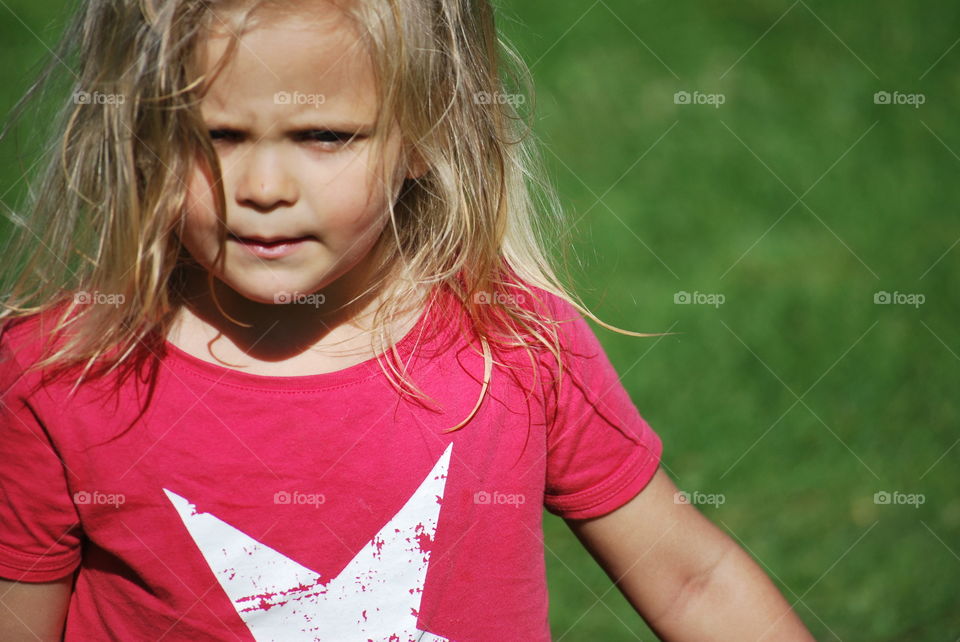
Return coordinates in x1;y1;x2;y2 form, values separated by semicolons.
0;286;663;641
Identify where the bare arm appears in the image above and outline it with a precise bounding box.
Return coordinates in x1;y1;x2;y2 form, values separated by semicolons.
566;467;814;641
0;574;74;642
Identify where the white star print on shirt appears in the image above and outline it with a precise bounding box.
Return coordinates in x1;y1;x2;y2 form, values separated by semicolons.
163;442;453;642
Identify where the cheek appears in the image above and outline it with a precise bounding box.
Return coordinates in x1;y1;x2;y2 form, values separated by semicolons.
178;165;222;258
177;164;229;269
309;160;393;242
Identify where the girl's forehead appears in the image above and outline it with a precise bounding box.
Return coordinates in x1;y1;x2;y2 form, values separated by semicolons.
210;0;356;39
197;6;377;116
205;0;361;56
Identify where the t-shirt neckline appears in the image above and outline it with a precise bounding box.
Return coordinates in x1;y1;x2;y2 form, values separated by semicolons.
161;286;446;392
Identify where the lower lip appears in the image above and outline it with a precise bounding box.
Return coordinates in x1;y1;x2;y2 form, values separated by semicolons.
231;236;313;259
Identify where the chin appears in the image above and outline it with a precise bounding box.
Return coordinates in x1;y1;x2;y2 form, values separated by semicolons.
243;289;288;305
226;274;328;306
218;284;282;305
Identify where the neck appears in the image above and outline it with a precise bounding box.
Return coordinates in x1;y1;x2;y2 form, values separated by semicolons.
169;241;409;364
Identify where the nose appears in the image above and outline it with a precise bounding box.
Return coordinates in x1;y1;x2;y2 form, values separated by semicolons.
232;145;298;210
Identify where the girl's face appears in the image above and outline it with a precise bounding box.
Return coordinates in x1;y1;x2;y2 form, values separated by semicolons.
179;5;411;305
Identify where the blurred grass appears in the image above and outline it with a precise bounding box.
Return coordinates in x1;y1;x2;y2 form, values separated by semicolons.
2;1;959;640
495;1;960;640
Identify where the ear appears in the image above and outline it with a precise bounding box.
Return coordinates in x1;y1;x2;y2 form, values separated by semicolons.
405;147;429;181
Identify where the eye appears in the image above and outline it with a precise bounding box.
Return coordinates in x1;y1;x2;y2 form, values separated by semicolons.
295;130;363;147
208;129;243;144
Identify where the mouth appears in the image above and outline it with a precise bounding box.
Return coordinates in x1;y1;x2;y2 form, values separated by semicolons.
230;234;314;246
228;234;316;259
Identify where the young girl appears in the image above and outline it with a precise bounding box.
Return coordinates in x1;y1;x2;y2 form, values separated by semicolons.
0;1;814;640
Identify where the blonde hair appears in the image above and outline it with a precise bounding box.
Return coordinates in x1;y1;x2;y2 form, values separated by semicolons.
0;0;668;432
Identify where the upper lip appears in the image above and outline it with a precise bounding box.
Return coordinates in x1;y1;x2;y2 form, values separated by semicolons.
230;234;313;244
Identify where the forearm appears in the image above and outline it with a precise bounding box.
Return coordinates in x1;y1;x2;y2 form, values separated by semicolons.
648;542;815;641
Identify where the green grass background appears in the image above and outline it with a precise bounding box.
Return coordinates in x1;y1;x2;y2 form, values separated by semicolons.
2;1;958;640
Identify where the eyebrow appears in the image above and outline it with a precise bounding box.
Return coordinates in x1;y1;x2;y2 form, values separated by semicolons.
204;116;375;134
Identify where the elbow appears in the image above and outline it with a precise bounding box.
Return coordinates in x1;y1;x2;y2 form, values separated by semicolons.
645;541;816;642
646;539;737;630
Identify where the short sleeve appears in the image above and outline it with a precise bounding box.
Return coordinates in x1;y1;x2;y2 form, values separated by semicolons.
0;325;82;581
541;296;663;520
